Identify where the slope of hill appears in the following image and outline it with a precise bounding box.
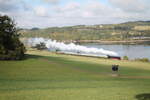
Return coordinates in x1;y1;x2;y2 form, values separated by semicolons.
0;50;150;100
19;21;150;42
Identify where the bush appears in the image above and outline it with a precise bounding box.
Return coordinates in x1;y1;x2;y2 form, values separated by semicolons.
134;58;149;62
55;49;60;52
123;56;129;60
0;15;26;60
32;42;47;50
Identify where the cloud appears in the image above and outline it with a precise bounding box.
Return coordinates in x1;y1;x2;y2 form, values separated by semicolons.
109;0;149;13
43;0;60;4
81;1;113;18
1;0;150;28
18;0;150;28
54;2;80;13
53;1;111;18
0;0;28;13
0;0;18;12
34;6;48;17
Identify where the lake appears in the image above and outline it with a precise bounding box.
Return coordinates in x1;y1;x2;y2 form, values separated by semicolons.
82;44;150;60
24;38;150;60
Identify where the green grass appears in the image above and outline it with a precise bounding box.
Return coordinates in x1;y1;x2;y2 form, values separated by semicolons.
0;50;150;100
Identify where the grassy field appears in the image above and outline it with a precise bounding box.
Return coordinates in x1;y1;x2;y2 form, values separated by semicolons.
0;50;150;100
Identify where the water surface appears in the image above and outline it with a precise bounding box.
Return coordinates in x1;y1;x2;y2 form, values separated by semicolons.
82;44;150;60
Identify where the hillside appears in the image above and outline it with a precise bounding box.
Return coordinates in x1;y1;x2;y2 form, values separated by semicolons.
19;21;150;42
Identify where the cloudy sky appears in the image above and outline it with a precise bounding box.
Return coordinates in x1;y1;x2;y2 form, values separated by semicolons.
0;0;150;28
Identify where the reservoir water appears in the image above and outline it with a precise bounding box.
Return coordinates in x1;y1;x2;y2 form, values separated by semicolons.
82;44;150;60
24;38;150;60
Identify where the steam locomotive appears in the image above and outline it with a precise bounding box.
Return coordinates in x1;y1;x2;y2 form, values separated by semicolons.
107;55;121;60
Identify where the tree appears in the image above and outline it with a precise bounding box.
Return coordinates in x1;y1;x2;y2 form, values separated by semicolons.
33;42;47;50
123;56;129;60
0;15;26;60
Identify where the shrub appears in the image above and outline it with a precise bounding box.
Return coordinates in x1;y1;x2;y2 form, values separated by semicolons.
134;58;149;62
123;56;129;60
55;49;60;52
32;42;47;50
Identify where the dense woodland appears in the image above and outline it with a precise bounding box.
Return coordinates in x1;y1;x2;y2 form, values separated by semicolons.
20;21;150;41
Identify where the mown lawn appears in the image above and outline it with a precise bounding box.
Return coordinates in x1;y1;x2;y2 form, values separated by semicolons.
0;50;150;100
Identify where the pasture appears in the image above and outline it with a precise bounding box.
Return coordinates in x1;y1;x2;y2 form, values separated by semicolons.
0;50;150;100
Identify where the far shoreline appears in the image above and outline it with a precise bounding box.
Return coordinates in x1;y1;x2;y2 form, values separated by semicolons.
20;38;150;45
65;39;150;45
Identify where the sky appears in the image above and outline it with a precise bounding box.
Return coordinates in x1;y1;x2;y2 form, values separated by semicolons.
0;0;150;28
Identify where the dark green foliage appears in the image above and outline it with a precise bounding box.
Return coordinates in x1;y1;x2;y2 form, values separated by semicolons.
123;56;129;60
55;49;60;52
0;15;26;60
33;42;47;50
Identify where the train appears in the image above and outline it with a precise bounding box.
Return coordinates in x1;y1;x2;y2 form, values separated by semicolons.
56;51;121;60
107;55;121;60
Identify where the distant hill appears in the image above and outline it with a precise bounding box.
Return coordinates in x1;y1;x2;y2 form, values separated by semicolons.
19;21;150;41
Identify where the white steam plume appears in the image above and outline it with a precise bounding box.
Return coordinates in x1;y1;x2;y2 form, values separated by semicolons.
28;38;118;56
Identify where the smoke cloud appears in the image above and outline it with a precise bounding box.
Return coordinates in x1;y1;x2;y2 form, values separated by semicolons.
27;38;118;56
